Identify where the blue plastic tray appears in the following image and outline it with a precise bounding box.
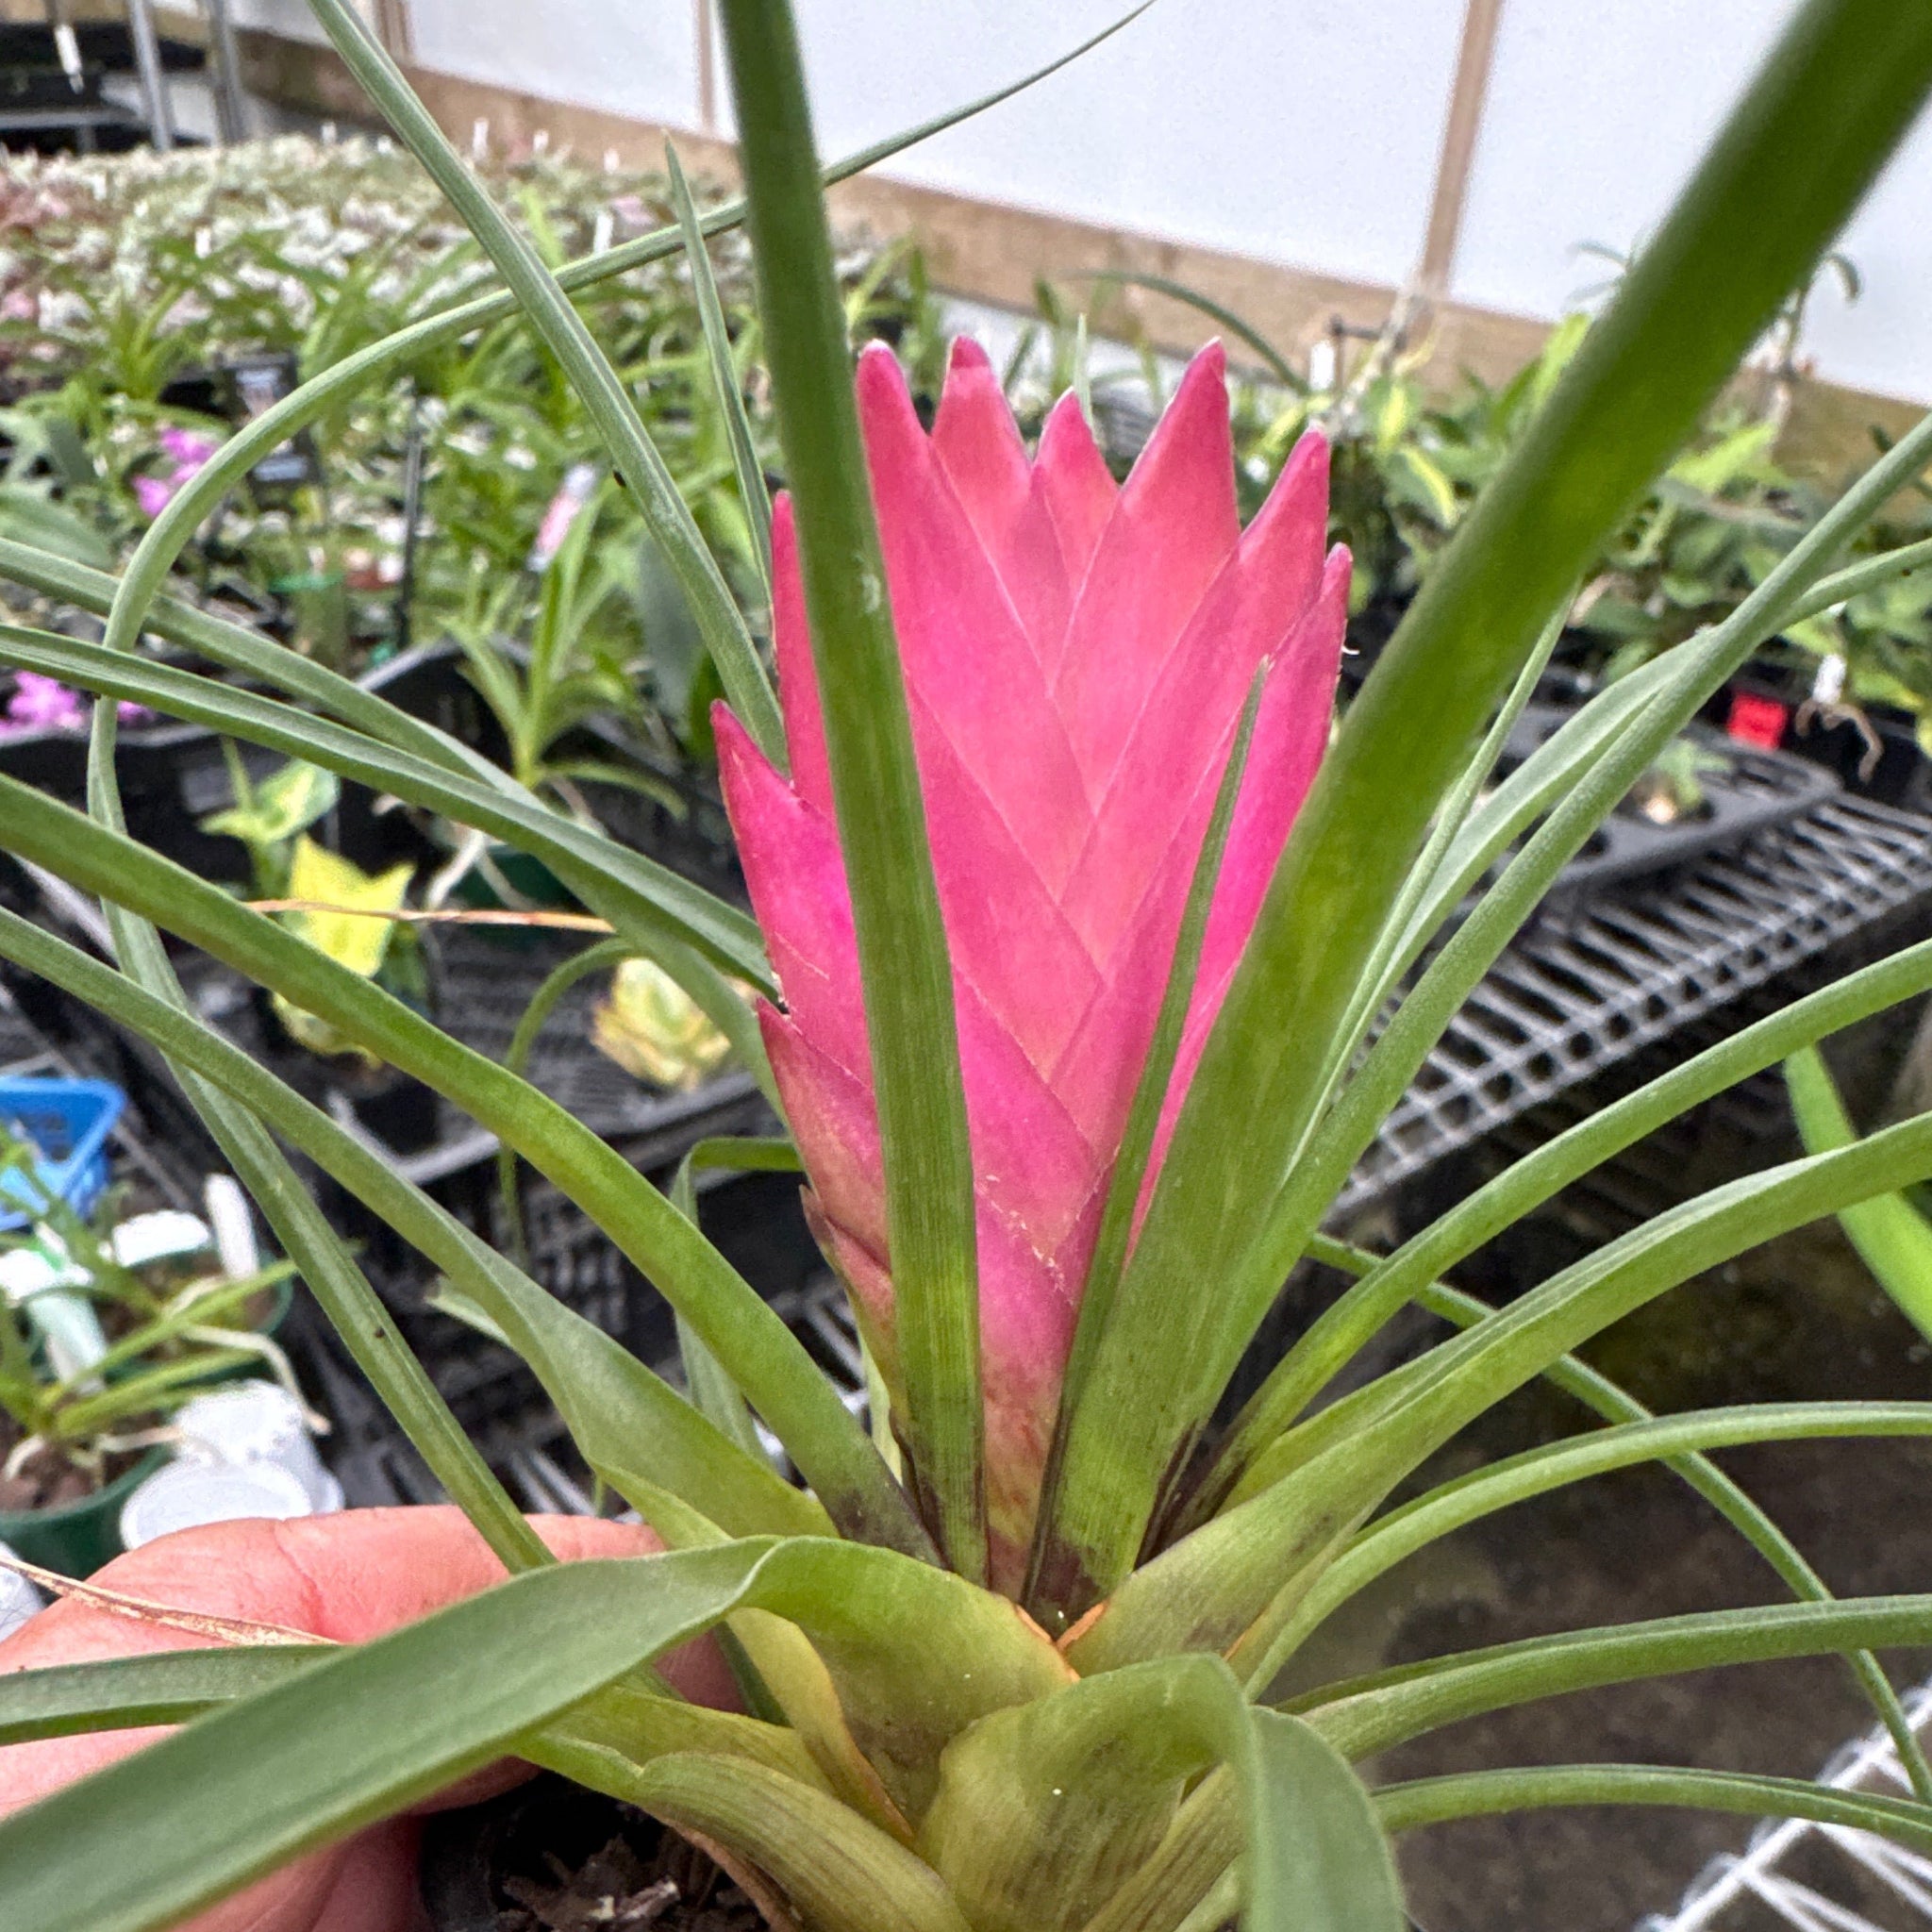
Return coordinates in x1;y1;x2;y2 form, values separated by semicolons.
0;1077;125;1234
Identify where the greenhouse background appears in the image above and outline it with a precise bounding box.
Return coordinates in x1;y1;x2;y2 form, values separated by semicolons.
203;0;1932;419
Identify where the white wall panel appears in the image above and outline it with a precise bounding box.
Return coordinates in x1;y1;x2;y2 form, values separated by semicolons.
405;0;701;133
243;0;1932;401
229;0;328;48
1456;0;1932;399
777;0;1465;291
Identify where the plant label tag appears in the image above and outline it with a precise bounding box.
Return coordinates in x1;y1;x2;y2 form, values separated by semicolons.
529;462;600;571
1724;691;1788;750
226;354;322;492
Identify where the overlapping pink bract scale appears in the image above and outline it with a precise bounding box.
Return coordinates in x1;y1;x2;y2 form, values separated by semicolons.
716;338;1349;1584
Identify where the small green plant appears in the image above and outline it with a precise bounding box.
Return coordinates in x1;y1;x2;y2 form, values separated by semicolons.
591;957;737;1092
1630;737;1734;823
200;750;339;899
197;754;425;1058
0;1136;292;1501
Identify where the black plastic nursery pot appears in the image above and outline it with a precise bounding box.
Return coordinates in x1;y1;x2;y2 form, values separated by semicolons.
419;1773;767;1932
1493;702;1842;918
1715;667;1932;811
0;635;743;900
0;640;487;885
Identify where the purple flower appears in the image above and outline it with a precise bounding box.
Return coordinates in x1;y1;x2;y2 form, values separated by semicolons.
2;672;87;734
0;673;147;737
157;426;219;470
134;427;221;521
132;474;175;520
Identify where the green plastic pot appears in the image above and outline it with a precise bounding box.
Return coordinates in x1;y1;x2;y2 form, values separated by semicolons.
203;1274;295;1372
0;1279;299;1574
0;1448;168;1577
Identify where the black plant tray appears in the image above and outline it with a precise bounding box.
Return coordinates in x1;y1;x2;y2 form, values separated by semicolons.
0;634;745;901
1499;704;1840;918
0;640;484;882
1712;671;1932;812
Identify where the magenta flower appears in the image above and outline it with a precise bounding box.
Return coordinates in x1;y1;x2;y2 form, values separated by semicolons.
0;671;147;736
2;670;89;734
134;426;221;520
718;341;1348;1579
158;426;220;470
132;475;175;520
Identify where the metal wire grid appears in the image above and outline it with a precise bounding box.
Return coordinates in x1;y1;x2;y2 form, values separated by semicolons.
1341;796;1932;1213
419;924;757;1144
1639;1680;1932;1932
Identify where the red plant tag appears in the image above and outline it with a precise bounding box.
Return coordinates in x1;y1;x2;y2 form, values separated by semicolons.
1725;691;1788;750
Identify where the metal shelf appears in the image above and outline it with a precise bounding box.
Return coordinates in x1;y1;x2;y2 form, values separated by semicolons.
1339;794;1932;1216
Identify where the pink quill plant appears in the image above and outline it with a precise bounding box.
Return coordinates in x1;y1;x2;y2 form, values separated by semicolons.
719;339;1350;1581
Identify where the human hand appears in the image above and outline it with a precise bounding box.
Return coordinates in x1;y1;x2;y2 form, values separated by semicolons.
0;1507;736;1932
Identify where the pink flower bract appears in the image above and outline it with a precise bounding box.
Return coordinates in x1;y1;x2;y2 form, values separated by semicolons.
717;340;1349;1582
157;426;220;471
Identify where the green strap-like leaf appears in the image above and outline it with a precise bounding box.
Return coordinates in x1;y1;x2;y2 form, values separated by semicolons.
1234;1400;1932;1685
916;1656;1401;1932
0;1545;780;1932
0;538;503;787
544;1743;969;1932
84;684;548;1569
1788;1044;1932;1339
1208;934;1932;1505
720;0;984;1581
0;537;783;1082
302;0;784;764
1299;1592;1932;1760
1036;0;1932;1614
722;1540;1074;1824
1028;677;1262;1608
1224;410;1932;1420
1779;532;1932;625
1072;1109;1932;1673
0;1650;327;1748
1079;1768;1241;1932
1374;1759;1932;1853
672;1137;805;1461
496;936;638;1259
1321;601;1568;1101
1231;1251;1932;1802
1125;1756;1932;1932
1250;1709;1405;1932
668;142;775;604
449;1225;829;1541
1347;512;1932;1016
0;1646;824;1799
0;623;771;990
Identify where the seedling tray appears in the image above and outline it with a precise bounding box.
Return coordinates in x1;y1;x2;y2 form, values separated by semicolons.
0;640;480;883
1497;705;1840;917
